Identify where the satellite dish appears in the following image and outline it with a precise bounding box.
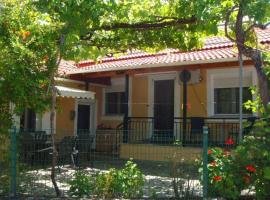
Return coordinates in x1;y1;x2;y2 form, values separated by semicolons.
180;70;191;82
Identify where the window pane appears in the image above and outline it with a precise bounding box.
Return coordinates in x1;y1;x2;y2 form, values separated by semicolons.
214;88;234;114
105;92;125;115
214;87;252;114
105;92;118;114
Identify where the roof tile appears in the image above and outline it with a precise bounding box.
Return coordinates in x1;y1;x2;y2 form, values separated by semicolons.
60;28;270;75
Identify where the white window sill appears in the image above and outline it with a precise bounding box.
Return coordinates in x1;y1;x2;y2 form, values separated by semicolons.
101;115;124;121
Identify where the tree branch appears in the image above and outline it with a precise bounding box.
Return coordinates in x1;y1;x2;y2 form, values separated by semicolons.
81;16;196;40
225;5;239;42
244;21;270;37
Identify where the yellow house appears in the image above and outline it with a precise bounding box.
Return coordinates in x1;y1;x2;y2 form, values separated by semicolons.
17;30;270;161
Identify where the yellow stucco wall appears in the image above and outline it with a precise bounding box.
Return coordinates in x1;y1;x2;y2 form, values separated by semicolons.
120;144;201;162
56;97;75;140
185;69;207;117
55;69;208;139
55;80;84;140
129;69;207;118
131;76;148;117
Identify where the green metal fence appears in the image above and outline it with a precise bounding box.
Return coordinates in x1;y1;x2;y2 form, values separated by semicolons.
0;127;214;199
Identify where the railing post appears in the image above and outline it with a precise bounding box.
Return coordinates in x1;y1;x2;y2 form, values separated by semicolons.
203;126;208;199
10;126;17;199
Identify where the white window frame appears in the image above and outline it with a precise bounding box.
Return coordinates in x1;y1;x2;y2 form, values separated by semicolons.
207;66;257;117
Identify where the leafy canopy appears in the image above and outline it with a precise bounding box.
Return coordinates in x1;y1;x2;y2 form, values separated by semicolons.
1;0;270;124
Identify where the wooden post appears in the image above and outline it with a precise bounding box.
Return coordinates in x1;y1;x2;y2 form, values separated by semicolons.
123;75;129;143
180;70;190;143
183;76;187;143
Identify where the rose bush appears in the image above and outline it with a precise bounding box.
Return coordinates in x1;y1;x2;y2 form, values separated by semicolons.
201;118;270;199
203;146;241;199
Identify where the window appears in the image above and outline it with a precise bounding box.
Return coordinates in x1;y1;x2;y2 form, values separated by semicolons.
105;92;125;115
214;87;252;114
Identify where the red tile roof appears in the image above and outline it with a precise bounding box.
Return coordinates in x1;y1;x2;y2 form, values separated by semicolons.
59;28;270;75
58;60;77;76
66;47;239;74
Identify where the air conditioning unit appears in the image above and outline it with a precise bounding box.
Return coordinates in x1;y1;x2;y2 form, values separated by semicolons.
179;69;201;85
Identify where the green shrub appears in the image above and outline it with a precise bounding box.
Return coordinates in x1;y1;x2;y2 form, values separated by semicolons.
200;119;270;199
232;119;270;199
94;160;144;198
68;170;92;197
201;147;241;199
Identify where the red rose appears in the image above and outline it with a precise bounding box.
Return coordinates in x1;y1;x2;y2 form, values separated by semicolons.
208;149;213;155
246;165;256;173
225;137;234;145
213;176;222;182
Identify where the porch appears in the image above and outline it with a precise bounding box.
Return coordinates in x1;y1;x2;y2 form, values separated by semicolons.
95;116;255;161
121;117;248;145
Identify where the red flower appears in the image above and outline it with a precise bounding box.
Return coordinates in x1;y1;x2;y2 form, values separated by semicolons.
246;165;256;173
225;137;234;145
22;31;31;40
243;174;251;184
208;149;213;155
213;175;222;182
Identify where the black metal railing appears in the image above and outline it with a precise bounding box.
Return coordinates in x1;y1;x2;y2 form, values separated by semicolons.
124;117;254;146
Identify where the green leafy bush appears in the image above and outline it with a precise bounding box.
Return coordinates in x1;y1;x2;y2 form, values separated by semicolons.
200;119;270;199
68;170;92;197
94;160;144;198
202;147;241;199
232;119;270;199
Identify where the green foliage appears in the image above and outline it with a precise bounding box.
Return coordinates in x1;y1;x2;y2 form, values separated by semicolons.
169;154;199;199
68;170;92;198
233;119;270;199
0;0;60;131
200;117;270;199
201;147;241;199
94;160;144;199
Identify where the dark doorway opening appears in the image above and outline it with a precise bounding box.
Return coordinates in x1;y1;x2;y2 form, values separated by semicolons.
153;79;174;143
77;104;90;136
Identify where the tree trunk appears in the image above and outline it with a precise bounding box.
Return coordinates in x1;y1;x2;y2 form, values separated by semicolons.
50;76;61;197
241;48;270;110
255;63;269;109
233;0;269;110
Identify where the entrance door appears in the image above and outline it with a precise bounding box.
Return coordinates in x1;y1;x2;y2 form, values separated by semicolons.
77;104;90;136
154;80;174;139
